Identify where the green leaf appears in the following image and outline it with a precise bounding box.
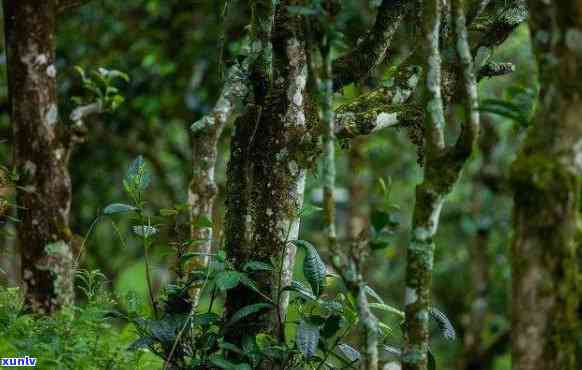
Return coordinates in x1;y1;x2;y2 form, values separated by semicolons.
337;343;360;362
209;356;237;369
243;261;274;272
226;303;272;328
293;240;326;297
215;271;242;291
159;208;178;217
193;312;220;326
364;285;385;305
124;156;151;192
296;320;320;359
299;203;323;217
103;203;138;215
368;303;404;318
281;280;316;301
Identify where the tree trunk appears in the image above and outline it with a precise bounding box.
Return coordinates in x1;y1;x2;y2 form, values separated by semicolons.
510;1;582;369
3;0;74;314
223;3;313;347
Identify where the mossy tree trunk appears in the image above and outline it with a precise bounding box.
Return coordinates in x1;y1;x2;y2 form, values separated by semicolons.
402;0;480;368
510;1;582;369
223;1;314;347
2;0;74;314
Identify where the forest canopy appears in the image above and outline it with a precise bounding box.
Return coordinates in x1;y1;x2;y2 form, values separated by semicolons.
0;1;580;370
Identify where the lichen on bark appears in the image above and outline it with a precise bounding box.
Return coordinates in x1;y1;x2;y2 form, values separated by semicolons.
3;0;74;314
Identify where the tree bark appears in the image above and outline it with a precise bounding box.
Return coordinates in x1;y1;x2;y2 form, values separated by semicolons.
3;0;74;314
223;2;313;348
402;0;480;368
510;1;582;369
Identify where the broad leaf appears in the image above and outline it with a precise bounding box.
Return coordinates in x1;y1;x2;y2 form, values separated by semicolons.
226;303;272;328
215;271;242;291
293;240;326;297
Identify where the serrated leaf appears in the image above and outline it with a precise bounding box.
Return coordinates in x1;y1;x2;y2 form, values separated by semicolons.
293;240;326;297
430;307;456;341
296;320;320;359
103;203;137;215
226;303;272;327
132;225;158;238
337;343;360;362
215;271;241;291
243;261;274;272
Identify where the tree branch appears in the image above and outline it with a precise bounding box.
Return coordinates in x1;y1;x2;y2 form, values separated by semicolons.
454;0;481;158
332;0;410;91
334;64;421;139
57;0;92;13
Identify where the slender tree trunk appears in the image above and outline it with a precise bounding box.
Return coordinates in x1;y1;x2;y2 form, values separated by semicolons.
3;0;74;313
402;0;480;368
510;1;582;369
186;61;250;304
